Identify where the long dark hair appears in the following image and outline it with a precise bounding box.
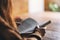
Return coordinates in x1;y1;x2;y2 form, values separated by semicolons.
0;0;17;30
0;0;22;40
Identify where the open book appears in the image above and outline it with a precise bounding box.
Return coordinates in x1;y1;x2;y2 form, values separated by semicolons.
17;18;51;33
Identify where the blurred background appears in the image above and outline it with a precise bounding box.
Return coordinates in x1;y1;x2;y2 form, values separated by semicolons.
11;0;60;19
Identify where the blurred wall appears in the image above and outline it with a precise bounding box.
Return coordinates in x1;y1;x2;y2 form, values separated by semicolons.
29;0;44;13
12;0;28;19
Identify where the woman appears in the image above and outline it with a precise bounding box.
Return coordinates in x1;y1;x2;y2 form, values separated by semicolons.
0;0;22;40
0;0;42;40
